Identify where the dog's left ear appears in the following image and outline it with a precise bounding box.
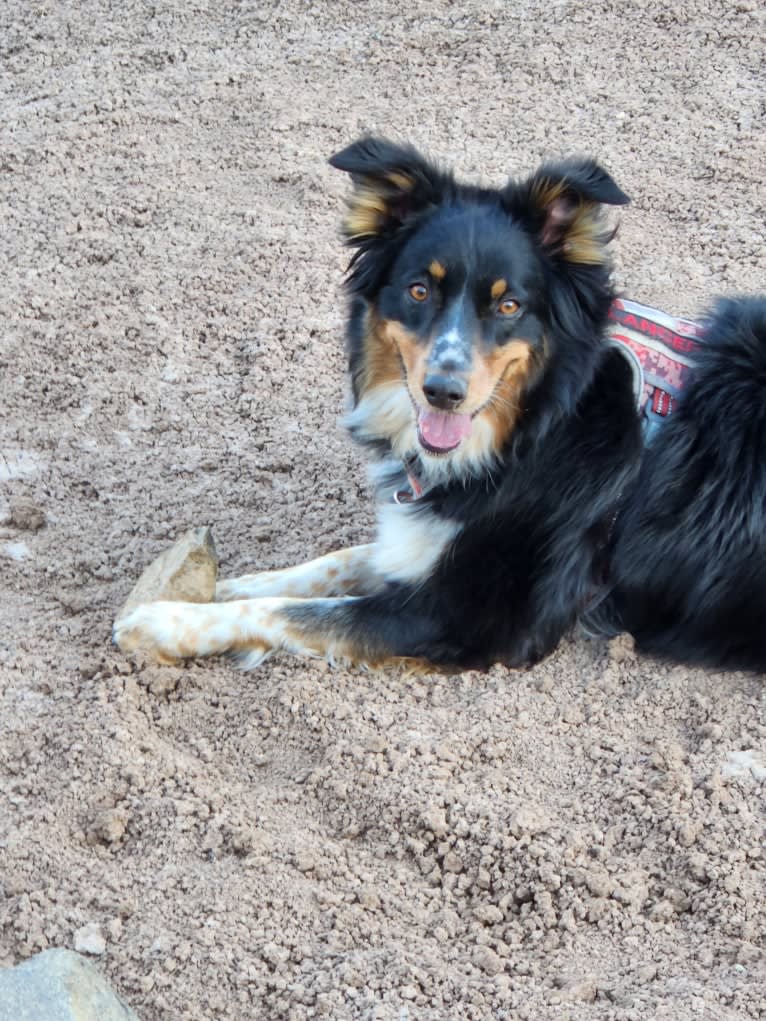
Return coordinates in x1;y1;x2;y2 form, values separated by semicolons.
514;159;630;264
329;136;445;244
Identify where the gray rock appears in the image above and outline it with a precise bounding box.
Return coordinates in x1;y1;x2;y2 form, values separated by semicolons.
0;949;141;1021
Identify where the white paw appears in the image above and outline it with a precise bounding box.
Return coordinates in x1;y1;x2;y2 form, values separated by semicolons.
113;602;210;663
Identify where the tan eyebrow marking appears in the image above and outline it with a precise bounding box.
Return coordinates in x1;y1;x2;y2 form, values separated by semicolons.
491;278;507;300
429;260;446;280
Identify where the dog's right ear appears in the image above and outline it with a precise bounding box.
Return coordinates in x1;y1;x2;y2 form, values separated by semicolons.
329;137;445;244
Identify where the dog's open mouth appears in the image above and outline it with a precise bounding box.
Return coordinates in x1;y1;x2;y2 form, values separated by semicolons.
416;408;473;454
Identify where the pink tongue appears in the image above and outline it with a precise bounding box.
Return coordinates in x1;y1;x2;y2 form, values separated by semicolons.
417;409;472;451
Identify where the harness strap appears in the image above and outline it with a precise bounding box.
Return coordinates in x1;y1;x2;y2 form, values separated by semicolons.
607;298;705;441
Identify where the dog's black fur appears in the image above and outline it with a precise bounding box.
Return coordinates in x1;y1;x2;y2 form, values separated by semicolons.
590;296;766;670
327;138;766;672
115;138;766;675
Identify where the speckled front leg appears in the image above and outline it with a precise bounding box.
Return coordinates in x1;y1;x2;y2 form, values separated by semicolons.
114;596;360;668
215;545;379;601
114;587;448;672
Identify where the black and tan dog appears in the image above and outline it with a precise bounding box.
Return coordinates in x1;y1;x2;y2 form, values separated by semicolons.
115;138;766;673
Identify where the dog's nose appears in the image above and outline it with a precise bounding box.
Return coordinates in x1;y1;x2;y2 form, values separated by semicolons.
423;374;468;410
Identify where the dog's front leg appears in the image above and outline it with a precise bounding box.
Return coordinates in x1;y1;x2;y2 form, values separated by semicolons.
115;590;454;671
215;545;380;602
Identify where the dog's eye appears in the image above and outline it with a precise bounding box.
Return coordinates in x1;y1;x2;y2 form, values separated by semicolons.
498;298;521;316
409;283;430;303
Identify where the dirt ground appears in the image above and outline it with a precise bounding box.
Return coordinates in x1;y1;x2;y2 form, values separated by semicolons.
1;2;764;1018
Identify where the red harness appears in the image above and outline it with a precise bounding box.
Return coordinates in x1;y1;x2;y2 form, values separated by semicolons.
607;298;704;439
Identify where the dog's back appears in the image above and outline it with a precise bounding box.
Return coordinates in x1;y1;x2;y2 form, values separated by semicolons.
589;297;766;671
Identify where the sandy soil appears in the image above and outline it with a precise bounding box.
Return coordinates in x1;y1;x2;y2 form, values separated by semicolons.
1;2;764;1018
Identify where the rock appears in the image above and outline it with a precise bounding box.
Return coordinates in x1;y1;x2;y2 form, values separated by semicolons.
294;850;316;873
649;899;677;921
553;973;599;1003
584;867;614;899
144;666;182;697
73;923;107;956
421;805;449;839
608;633;636;663
86;808;130;846
116;526;217;621
0;948;141;1020
473;945;504;976
721;749;766;781
472;904;504;925
357;886;381;911
9;496;46;531
443;851;464;873
508;803;550;837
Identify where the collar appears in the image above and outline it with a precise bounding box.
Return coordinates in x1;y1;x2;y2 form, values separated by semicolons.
393;453;427;504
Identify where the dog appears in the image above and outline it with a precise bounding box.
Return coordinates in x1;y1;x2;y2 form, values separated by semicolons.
115;138;766;673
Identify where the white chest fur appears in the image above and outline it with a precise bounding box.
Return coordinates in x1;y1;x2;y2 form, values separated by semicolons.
372;499;461;585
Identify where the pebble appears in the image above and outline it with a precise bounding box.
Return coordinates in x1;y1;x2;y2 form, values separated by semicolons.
473;945;504;976
442;851;464;874
86;808;130;846
8;496;46;531
473;904;503;925
73;924;107;957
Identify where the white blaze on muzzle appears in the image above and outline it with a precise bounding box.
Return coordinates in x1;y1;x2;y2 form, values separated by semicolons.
428;327;472;373
419;304;476;452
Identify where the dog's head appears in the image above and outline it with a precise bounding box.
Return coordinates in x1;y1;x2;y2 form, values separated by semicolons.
331;137;629;476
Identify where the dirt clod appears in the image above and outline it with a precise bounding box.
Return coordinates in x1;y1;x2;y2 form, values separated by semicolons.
86;809;130;847
8;496;46;531
73;924;107;957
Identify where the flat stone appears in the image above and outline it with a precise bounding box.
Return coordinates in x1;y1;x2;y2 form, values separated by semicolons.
116;526;217;621
0;948;141;1020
